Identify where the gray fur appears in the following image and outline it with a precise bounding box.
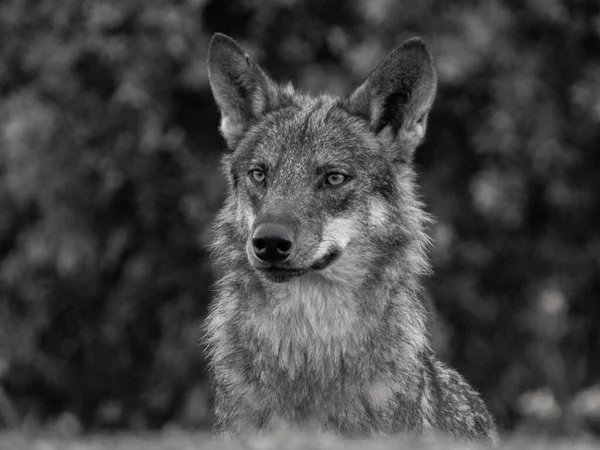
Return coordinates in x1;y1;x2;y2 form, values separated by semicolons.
204;33;497;442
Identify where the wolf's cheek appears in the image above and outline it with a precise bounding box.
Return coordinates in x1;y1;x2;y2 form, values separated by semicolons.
312;215;359;261
234;196;257;233
242;206;256;231
367;198;390;228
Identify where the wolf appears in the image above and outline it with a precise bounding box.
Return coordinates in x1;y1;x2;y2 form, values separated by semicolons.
204;32;497;442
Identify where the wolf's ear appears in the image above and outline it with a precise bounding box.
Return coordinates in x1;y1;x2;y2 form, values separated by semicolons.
208;33;281;148
347;38;437;157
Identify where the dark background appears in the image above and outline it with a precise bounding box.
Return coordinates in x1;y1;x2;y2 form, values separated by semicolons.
1;0;599;439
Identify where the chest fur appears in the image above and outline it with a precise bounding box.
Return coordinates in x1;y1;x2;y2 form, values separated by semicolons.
247;274;366;383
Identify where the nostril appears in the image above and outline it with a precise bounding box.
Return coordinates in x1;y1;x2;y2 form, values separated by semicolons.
253;238;266;251
276;239;292;254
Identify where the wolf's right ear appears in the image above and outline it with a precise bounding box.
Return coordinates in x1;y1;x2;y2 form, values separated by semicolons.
208;34;282;148
347;38;437;158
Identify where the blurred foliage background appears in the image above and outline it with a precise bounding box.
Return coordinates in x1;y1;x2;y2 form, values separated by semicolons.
0;0;599;439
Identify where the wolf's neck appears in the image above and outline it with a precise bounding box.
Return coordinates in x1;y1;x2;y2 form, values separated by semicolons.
249;263;429;384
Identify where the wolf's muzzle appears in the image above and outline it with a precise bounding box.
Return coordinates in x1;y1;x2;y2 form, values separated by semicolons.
252;223;294;262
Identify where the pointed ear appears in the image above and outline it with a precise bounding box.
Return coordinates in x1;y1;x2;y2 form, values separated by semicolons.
347;38;437;157
207;33;283;148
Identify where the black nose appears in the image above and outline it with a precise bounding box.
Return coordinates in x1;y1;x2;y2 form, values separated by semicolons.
252;223;294;262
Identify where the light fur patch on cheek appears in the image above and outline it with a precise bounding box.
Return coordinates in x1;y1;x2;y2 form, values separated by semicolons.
235;198;256;231
314;216;358;260
243;206;256;230
368;199;389;228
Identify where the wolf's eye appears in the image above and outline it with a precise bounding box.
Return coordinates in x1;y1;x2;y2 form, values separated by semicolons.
325;173;348;187
250;169;265;184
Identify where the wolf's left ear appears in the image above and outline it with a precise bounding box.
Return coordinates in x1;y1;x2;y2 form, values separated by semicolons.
208;33;282;148
347;38;437;157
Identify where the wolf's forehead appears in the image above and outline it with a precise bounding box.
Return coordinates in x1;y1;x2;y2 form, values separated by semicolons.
252;100;369;165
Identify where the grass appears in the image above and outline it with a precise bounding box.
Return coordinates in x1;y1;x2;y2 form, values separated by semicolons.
0;431;599;450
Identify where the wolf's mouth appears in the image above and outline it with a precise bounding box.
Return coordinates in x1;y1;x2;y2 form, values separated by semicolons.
257;267;308;283
255;249;341;283
310;249;341;270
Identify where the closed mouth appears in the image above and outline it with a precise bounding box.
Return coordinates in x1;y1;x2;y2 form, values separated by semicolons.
256;267;308;283
310;249;341;270
254;249;341;283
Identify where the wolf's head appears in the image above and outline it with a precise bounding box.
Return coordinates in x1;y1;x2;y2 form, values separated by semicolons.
208;33;436;285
